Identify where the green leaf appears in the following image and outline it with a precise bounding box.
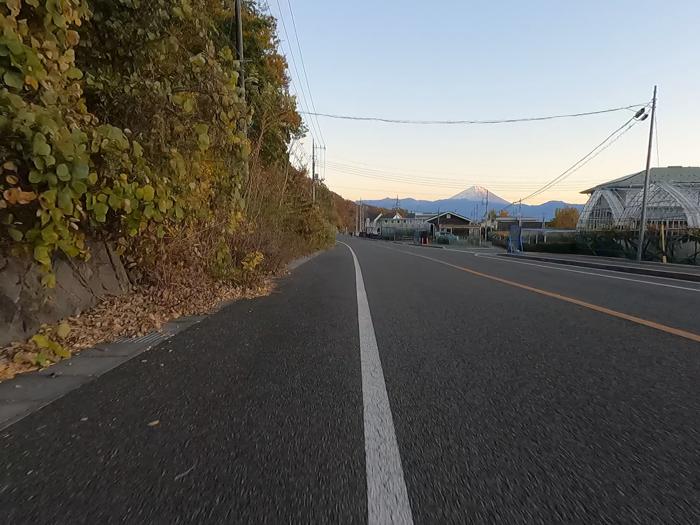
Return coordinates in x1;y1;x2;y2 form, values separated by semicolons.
197;133;210;151
71;180;87;195
56;164;70;181
94;202;108;222
34;245;51;266
57;187;74;214
40;189;57;208
3;70;23;90
57;240;80;257
142;185;155;201
53;344;71;359
133;141;144;158
32;133;51;156
7;227;23;241
108;193;121;210
41;272;56;288
34;352;51;366
41;225;59;244
73;160;89;180
66;67;83;80
28;170;44;183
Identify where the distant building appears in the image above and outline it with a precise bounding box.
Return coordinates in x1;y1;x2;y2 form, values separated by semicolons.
427;211;480;237
494;217;544;231
364;212;430;239
577;166;700;231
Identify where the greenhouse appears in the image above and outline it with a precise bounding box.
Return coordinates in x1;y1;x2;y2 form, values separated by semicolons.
577;166;700;231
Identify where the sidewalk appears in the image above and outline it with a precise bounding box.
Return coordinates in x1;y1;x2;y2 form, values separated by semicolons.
504;251;700;282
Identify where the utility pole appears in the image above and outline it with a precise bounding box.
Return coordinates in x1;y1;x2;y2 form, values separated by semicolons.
518;199;522;227
637;85;658;262
235;0;245;102
311;137;316;204
358;199;363;235
484;190;489;241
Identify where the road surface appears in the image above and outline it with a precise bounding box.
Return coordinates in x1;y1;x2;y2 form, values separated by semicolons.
2;236;699;523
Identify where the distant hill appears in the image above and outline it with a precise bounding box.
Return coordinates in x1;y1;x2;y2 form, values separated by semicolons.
360;187;584;221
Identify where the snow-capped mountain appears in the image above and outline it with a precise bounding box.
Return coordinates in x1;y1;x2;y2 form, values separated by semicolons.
449;185;509;204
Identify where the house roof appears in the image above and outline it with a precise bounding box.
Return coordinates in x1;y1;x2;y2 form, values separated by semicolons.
581;166;700;194
426;211;473;223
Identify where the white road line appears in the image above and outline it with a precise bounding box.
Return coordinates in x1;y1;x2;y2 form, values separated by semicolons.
339;241;414;525
472;253;700;293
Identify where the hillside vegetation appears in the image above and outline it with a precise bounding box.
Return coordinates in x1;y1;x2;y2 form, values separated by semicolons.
0;0;352;288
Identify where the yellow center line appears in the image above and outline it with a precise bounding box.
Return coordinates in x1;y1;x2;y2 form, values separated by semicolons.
388;245;700;344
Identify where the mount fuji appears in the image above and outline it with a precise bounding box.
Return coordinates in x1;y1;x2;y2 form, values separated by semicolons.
449;185;509;204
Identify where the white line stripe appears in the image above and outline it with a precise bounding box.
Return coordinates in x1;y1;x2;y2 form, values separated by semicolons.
472;253;700;293
339;241;414;525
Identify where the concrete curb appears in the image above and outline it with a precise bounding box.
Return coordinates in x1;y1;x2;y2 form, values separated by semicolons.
391;241;445;250
288;249;324;271
502;253;700;282
0;317;202;431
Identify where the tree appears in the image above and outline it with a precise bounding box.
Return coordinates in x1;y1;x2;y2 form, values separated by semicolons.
498;209;510;218
550;207;580;229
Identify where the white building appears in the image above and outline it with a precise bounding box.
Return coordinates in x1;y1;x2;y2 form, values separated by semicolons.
577;166;700;231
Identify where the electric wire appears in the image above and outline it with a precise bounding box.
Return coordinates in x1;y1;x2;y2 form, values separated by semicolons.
272;0;323;147
503;111;646;210
300;104;647;126
285;0;326;147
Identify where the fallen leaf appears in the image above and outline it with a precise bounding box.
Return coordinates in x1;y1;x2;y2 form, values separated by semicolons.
147;420;160;427
56;322;71;340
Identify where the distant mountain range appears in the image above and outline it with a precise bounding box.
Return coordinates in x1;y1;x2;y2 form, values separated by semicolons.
361;186;584;221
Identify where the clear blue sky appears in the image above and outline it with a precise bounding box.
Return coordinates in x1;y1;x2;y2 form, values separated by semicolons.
269;0;700;204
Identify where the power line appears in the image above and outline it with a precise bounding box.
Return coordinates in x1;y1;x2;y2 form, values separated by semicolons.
326;161;603;191
503;111;646;209
328;157;620;186
285;0;325;147
300;104;647;126
273;0;324;147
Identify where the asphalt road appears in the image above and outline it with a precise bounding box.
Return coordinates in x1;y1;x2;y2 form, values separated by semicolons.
2;236;699;523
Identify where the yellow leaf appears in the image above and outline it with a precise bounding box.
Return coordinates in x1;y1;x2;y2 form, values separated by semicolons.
31;334;50;349
56;322;71;339
66;30;80;47
25;75;39;90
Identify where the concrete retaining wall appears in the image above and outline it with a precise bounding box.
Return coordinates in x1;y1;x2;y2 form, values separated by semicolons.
0;242;130;346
